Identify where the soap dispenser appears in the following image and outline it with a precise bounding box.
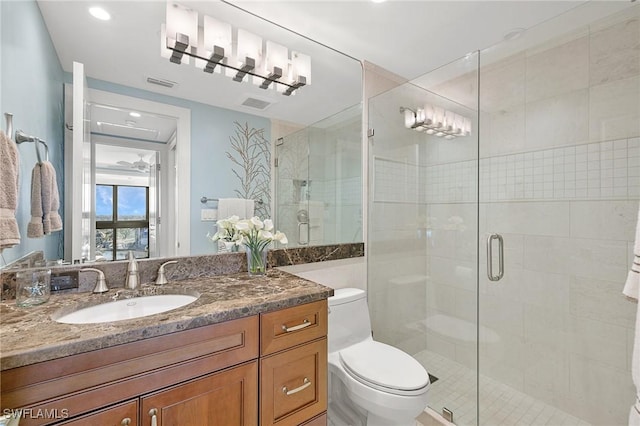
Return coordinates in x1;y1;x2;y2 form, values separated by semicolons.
125;250;140;290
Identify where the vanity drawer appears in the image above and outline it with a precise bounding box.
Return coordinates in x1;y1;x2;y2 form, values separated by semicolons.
260;300;327;356
260;338;327;426
58;400;138;426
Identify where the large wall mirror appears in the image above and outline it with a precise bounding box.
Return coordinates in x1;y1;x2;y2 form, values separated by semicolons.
1;0;362;266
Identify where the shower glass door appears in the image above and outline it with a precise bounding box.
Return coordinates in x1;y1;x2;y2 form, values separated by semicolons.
367;54;480;425
477;4;639;425
368;3;638;426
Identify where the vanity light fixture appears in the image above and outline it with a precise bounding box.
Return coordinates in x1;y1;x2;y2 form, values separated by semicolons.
161;2;311;96
400;106;471;139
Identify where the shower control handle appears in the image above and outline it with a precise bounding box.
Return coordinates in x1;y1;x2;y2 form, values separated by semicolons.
487;233;504;282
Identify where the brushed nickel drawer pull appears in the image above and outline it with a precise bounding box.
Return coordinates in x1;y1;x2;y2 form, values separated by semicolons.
121;418;131;426
283;377;311;395
282;318;310;332
149;408;158;426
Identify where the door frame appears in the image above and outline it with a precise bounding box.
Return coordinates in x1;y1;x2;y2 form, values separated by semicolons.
86;89;191;257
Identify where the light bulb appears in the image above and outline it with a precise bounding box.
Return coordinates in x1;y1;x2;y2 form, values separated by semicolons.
404;110;416;128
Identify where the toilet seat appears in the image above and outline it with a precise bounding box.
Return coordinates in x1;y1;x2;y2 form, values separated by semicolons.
338;340;430;396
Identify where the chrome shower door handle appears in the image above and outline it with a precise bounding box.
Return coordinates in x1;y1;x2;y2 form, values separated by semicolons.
487;233;504;282
298;222;309;245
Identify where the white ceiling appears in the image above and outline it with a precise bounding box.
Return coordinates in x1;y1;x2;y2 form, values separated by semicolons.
37;0;634;140
228;0;586;80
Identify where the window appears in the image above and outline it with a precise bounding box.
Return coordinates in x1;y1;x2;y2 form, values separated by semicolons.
96;185;149;261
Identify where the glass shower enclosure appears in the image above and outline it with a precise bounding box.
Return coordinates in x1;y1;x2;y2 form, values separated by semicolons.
275;104;362;248
368;3;639;425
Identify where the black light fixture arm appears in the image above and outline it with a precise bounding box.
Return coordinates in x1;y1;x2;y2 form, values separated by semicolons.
166;41;306;95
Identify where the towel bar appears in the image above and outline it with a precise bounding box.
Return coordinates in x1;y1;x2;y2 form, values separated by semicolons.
200;197;264;205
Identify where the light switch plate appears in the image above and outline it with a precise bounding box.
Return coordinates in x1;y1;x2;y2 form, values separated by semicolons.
201;208;217;221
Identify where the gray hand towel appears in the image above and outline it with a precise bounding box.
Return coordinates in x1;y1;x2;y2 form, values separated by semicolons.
42;161;62;232
0;130;21;249
27;163;44;238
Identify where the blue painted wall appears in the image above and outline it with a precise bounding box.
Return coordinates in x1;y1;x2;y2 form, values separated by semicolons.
0;0;64;265
83;78;271;255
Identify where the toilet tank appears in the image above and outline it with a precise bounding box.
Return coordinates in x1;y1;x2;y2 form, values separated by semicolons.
328;288;372;353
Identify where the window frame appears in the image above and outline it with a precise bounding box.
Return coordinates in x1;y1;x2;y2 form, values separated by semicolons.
95;184;150;261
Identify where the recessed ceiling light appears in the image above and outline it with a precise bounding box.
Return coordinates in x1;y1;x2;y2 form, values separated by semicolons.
129;112;141;118
503;28;526;42
89;7;111;21
371;0;387;3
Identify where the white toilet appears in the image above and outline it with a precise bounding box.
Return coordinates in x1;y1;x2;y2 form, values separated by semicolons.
328;288;430;426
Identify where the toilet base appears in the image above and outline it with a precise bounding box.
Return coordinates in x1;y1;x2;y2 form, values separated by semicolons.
366;412;417;426
329;371;421;426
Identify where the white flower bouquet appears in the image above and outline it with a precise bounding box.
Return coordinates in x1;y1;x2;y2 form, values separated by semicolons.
211;216;287;275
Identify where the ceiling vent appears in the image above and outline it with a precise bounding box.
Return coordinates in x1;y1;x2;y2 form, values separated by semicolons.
241;97;272;110
146;77;177;88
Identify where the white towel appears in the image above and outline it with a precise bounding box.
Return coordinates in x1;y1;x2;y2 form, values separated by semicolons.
244;199;255;219
625;202;640;301
625;202;640;425
218;198;254;220
0;130;20;249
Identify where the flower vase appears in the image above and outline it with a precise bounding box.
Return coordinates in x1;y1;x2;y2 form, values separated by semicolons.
246;246;268;276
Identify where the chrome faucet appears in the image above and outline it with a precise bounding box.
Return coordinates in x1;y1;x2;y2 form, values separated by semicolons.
125;251;140;290
155;260;178;285
81;268;108;293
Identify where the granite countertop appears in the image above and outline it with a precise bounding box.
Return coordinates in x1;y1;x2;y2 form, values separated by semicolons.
0;269;333;371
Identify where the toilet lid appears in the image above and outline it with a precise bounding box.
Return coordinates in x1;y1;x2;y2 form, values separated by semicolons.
339;341;430;393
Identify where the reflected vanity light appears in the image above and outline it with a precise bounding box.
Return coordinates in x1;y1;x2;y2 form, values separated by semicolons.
399;105;471;139
162;2;311;96
89;7;111;21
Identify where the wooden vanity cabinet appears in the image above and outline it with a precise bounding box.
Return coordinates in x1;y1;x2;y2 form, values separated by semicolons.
259;300;328;426
2;316;259;426
140;361;258;426
1;299;328;426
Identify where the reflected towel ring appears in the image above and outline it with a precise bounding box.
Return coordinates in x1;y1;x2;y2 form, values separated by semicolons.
36;138;49;163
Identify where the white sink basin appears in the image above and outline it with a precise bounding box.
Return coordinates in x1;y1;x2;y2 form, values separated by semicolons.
55;294;199;324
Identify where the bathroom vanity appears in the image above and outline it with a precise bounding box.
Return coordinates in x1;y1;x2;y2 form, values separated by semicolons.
0;270;331;426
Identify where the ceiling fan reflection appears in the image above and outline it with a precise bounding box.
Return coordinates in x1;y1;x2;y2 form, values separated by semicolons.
117;154;151;172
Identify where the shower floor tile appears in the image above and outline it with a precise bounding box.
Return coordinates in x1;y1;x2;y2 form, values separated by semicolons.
414;350;591;426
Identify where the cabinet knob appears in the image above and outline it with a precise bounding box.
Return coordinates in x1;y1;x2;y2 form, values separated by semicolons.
121;418;131;426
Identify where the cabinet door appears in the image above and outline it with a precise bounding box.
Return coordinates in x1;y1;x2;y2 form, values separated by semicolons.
141;361;257;426
58;400;138;426
260;339;327;426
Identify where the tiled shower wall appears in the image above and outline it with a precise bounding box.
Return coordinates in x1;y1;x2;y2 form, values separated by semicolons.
370;5;639;426
375;137;639;204
441;8;637;426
